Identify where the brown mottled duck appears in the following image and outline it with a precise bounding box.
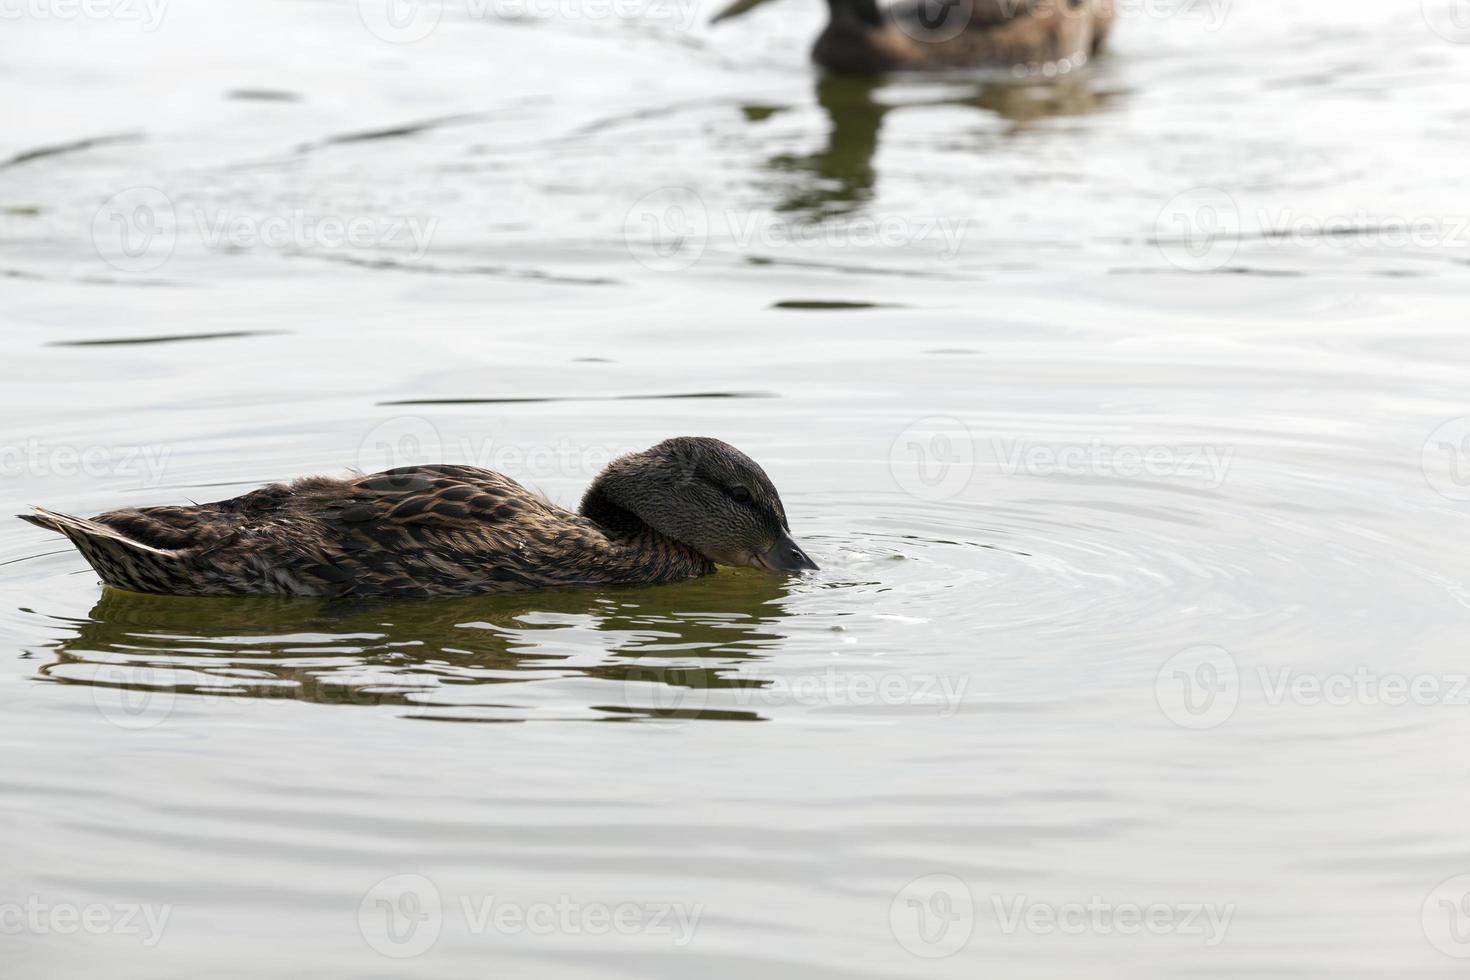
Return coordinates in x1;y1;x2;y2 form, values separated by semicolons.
19;437;819;599
815;0;1115;73
715;0;1115;74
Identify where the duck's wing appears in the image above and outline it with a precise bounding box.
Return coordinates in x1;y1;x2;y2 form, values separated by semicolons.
259;465;607;597
23;465;608;598
890;0;1107;67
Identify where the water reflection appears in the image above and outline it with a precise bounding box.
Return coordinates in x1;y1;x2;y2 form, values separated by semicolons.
957;73;1119;125
765;72;1120;217
34;571;795;723
766;75;887;217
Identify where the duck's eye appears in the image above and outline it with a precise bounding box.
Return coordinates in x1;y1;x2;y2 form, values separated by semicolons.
728;486;752;505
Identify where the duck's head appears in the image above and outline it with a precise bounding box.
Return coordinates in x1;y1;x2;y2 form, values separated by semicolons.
580;436;819;573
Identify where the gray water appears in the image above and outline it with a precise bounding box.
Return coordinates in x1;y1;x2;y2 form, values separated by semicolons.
4;0;1470;976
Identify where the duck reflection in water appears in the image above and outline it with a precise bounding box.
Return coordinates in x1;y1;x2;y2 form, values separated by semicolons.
35;570;796;723
760;71;1118;218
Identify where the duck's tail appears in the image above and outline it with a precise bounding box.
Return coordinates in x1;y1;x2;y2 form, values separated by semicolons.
18;507;181;593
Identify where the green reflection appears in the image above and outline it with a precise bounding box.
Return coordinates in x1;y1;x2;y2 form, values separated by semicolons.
763;72;1118;218
36;570;796;722
767;74;887;217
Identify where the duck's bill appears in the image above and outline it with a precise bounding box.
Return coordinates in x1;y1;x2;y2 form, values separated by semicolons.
750;532;820;573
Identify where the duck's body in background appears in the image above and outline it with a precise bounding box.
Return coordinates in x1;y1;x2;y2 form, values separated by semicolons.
813;0;1116;74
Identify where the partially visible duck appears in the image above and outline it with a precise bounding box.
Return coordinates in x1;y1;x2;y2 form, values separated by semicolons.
810;0;1116;74
19;437;819;598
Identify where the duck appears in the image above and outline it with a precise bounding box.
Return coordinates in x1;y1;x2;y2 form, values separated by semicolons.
18;437;819;599
809;0;1115;74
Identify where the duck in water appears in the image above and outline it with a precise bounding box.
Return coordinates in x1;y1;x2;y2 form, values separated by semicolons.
718;0;1115;74
19;437;819;598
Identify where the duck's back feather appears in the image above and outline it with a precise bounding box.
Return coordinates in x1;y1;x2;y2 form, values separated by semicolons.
22;465;712;598
815;0;1114;73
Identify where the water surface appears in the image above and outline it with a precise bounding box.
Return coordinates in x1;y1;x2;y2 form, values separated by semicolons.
3;1;1470;976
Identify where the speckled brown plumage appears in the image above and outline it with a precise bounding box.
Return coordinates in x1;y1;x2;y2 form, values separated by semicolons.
813;0;1115;74
19;437;819;598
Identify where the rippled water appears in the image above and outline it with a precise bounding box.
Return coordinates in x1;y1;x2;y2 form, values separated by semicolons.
4;0;1470;976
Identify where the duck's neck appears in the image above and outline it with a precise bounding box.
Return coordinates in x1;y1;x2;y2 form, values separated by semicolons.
826;0;885;28
578;484;646;539
578;486;714;583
